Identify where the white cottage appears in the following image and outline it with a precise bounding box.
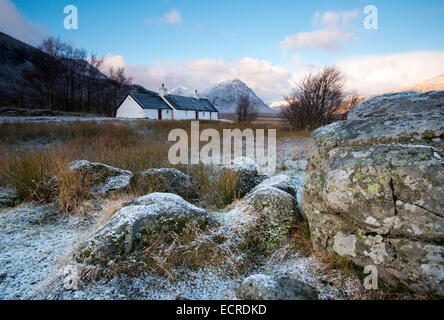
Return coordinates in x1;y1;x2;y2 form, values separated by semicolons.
116;84;219;120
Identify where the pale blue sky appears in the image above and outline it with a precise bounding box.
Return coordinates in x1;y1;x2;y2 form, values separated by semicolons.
2;0;444;102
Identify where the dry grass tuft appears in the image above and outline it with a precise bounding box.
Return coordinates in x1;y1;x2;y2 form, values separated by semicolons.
140;222;249;278
0;148;57;202
99;195;134;225
266;221;313;265
55;160;92;215
194;167;239;208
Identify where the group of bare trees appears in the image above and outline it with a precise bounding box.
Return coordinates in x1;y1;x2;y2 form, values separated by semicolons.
19;37;131;116
235;94;258;122
281;66;361;130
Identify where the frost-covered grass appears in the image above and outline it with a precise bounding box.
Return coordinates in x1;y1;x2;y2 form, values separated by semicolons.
3;121;365;300
0;204;92;299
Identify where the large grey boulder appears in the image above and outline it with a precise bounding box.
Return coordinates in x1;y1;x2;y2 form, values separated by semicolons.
75;193;215;265
302;91;444;296
237;274;318;300
131;168;200;201
222;157;267;198
69;160;133;195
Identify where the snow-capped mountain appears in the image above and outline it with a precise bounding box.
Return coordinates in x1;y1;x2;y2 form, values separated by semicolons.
201;79;278;114
169;86;194;96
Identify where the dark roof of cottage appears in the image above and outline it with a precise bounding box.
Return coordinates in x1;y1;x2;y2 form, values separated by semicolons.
130;93;171;110
164;94;219;112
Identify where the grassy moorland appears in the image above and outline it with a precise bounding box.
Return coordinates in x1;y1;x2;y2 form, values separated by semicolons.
0;120;308;213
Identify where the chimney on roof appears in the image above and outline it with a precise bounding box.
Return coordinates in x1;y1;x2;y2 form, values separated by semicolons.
159;84;167;97
194;89;199;100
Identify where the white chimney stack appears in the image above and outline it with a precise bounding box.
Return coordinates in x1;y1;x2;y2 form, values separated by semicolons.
194;89;199;100
159;83;167;97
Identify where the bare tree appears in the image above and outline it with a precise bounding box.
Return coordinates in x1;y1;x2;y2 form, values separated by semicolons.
281;66;345;130
37;37;66;111
235;94;258;122
107;66;132;116
86;54;104;113
10;36;132;116
330;94;365;119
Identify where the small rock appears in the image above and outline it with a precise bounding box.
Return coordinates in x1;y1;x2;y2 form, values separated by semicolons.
249;174;297;197
0;189;19;208
222;157;267;198
69;160;133;195
237;274;318;300
131;168;200;200
244;187;302;252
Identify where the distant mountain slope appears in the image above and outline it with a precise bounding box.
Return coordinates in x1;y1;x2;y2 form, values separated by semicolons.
130;84;158;95
202;79;278;114
0;31;109;108
394;75;444;93
269;100;287;112
0;31;43;104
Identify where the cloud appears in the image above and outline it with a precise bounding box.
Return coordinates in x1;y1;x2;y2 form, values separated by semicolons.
102;53;126;70
0;0;48;45
102;55;294;103
163;9;182;24
281;28;354;52
144;9;182;26
103;50;444;104
281;9;360;52
339;50;444;95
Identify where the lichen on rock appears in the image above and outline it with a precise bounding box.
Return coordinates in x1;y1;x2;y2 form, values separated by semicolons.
244;186;302;253
301;91;444;296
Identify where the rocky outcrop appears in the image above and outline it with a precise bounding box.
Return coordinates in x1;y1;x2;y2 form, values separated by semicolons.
237;274;318;300
347;90;444;120
69;160;133;195
302;91;444;296
223;157;267;198
75;193;215;265
131;168;200;200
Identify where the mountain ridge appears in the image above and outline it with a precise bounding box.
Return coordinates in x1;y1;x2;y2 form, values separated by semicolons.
393;75;444;93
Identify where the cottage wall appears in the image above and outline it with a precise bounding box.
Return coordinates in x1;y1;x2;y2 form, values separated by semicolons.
117;94;219;121
116;96;146;118
198;111;211;120
142;109;159;120
162;109;173;120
